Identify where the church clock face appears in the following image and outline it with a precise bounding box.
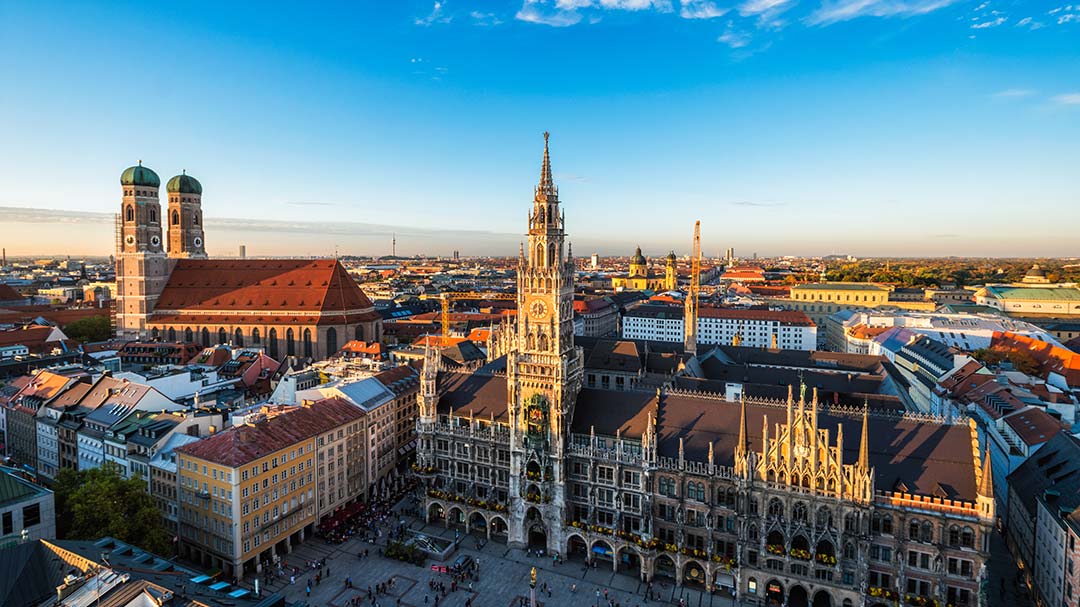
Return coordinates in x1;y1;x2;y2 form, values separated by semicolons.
529;298;548;319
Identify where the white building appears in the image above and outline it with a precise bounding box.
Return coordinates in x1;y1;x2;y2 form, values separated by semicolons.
621;304;817;350
975;284;1080;317
0;465;55;545
827;309;1063;354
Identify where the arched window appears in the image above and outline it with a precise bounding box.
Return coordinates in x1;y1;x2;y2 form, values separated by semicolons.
326;327;337;354
149;207;157;223
921;521;934;543
302;328;312;358
537;333;548;351
948;525;960;546
961;527;974;548
234;328;244;347
193;213;199;225
184;328;193;342
252;328;260;345
843;542;855;560
268;328;278;358
171;210;179;225
286;328;295;356
217;328;227;345
816;507;833;529
767;498;784;520
201;328;210;347
535;244;543;265
548;244;556;267
793;502;808;524
125;205;134;222
355;325;364;341
167;327;176;342
150;328;160;341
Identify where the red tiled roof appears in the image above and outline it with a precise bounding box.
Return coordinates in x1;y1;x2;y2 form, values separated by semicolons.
339;340;385;357
176;397;366;467
991;331;1080;387
1004;407;1064;447
0;284;25;301
698;307;814;326
150;259;378;325
413;335;468;348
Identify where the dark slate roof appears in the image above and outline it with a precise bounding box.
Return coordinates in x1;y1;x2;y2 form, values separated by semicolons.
436;372;509;422
585;340;643;373
1006;431;1080;519
569;390;978;501
0;541;72;607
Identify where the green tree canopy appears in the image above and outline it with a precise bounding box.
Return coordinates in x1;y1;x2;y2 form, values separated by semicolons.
54;466;171;555
62;315;112;343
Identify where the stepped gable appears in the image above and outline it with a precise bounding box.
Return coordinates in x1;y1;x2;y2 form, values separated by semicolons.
150;258;379;325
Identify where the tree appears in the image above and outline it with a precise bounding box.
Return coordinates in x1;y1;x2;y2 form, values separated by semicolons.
63;315;112;343
53;466;171;555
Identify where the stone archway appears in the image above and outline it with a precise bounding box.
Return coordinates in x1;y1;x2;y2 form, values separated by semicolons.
447;506;466;528
812;589;834;607
617;545;643;578
765;579;785;606
789;584;809;607
427;502;445;522
525;507;546;548
469;511;487;534
682;559;707;587
654;554;677;582
591;538;616;569
489;516;508;542
566;534;588;560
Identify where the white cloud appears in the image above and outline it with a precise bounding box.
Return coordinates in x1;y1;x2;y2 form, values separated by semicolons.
806;0;957;26
718;20;752;46
556;0;672;9
470;10;504;25
740;0;794;16
992;88;1036;98
516;0;584;25
1015;16;1045;29
680;0;728;19
971;15;1006;28
1053;93;1080;105
415;1;451;25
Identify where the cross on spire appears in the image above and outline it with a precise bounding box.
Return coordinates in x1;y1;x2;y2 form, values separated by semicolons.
539;131;554;195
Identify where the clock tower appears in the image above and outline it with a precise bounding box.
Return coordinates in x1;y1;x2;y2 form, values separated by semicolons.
506;133;584;551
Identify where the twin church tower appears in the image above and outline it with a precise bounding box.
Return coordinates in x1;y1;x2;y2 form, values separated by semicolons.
115;163;206;338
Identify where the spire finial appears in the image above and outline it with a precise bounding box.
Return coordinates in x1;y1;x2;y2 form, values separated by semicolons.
138;159;142;166
858;398;870;472
539;131;554;194
182;169;186;175
979;445;994;499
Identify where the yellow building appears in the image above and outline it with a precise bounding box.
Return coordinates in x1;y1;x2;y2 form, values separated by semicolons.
611;247;677;291
772;282;936;327
176;400;365;582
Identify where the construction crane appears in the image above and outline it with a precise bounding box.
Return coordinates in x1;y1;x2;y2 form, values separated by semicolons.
424;291;517;338
684;221;701;356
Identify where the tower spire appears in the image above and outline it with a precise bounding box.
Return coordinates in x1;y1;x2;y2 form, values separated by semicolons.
858;399;870;472
979;446;994;499
736;392;749;460
539;131;553;195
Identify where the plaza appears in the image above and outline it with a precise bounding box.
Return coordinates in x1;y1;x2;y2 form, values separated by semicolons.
250;497;739;607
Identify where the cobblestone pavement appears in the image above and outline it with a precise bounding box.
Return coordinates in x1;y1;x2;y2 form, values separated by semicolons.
245;502;741;607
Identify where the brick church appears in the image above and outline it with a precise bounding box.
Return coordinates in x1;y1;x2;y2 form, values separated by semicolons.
114;164;381;360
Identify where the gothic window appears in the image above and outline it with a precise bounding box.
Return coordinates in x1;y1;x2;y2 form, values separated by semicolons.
748;525;758;542
766;468;776;482
961;527;974;548
149;208;157;223
172;210;179;225
921;521;934;543
535;244;543;265
326;327;337;353
151;328;160;340
235;328;244;347
201;328;210;347
302;328;312;358
816;507;833;529
767;498;784;520
269;328;279;358
193;213;199;225
659;477;676;497
802;475;811;489
844;513;858;533
125;205;134;222
843;542;855;560
537;333;548;351
286;329;295;356
184;328;193;342
527;333;535;350
908;519;920;541
548;244;556;267
686;481;705;502
252;328;260;344
167;327;176;342
793;502;808;524
546;278;552;290
355;325;364;341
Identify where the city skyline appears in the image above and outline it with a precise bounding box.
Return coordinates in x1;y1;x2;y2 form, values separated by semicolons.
2;1;1079;257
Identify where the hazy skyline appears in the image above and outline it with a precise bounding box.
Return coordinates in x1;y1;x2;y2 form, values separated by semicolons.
2;1;1078;257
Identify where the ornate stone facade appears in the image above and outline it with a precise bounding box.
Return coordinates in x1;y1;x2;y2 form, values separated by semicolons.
414;136;993;607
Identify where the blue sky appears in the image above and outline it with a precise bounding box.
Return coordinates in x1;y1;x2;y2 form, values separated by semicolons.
1;0;1078;257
